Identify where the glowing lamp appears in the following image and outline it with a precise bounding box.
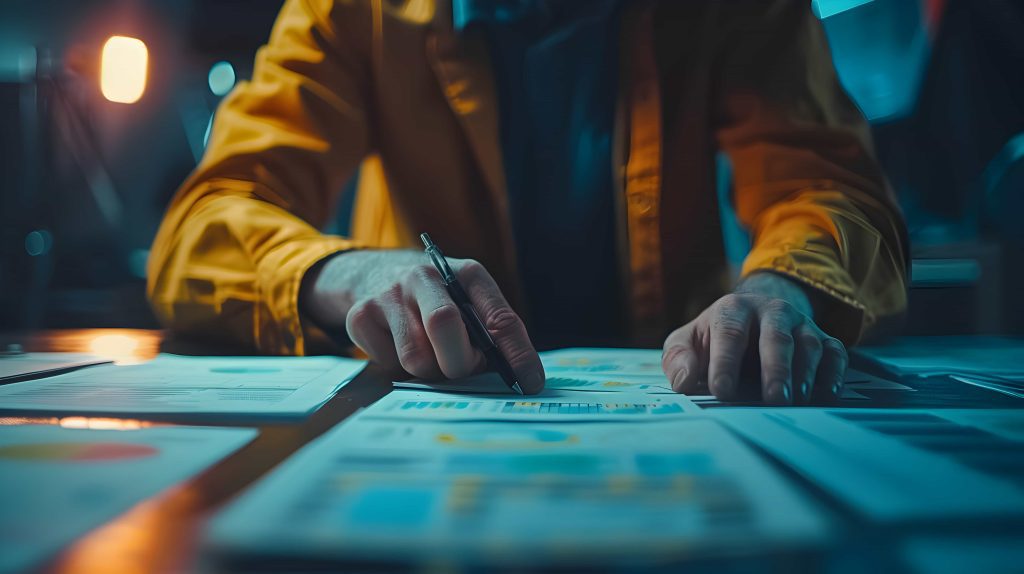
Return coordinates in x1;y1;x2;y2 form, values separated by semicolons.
100;36;148;104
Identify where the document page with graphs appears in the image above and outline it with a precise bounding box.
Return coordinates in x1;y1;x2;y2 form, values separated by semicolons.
207;414;829;568
369;388;698;421
0;354;366;421
0;424;256;574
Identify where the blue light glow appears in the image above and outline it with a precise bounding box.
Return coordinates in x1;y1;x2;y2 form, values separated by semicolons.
208;61;236;97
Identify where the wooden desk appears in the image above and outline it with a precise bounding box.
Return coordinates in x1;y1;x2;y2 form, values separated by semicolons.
0;329;1019;573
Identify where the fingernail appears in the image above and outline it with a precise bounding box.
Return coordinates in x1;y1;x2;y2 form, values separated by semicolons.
832;381;842;396
800;381;809;397
782;383;792;402
672;368;689;391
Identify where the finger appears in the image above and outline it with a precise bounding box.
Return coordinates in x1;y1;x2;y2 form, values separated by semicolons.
662;323;705;394
813;337;848;404
346;300;403;375
792;323;824;405
454;259;545;394
758;302;800;405
411;266;486;379
707;297;754;400
380;288;444;380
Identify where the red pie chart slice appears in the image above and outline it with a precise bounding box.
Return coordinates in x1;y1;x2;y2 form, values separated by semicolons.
0;442;159;461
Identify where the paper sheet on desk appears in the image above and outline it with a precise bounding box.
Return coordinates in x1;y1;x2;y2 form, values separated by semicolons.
396;348;674;396
0;354;366;421
371;388;699;421
713;408;1024;521
0;424;255;574
854;336;1024;379
394;371;674;395
207;416;829;568
539;347;666;377
0;352;111;383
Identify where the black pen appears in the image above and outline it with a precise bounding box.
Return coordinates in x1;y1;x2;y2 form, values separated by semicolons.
420;233;524;395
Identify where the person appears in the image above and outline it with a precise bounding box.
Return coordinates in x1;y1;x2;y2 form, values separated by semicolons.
148;0;908;404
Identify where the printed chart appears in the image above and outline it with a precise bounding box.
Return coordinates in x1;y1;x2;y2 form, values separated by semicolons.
0;424;255;574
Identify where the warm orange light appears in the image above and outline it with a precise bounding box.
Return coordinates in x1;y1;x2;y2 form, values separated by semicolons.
59;417;152;430
100;36;148;104
88;333;146;364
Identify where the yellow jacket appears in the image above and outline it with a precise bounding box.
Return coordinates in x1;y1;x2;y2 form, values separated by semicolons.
148;0;909;355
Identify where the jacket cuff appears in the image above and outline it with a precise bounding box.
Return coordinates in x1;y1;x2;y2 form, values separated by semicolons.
255;235;360;355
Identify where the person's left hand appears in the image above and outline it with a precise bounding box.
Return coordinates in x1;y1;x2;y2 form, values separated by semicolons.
661;273;847;405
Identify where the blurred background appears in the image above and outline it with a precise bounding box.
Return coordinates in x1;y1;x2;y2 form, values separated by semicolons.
0;0;1022;337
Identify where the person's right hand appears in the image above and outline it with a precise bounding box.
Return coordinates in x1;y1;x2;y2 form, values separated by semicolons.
300;250;545;393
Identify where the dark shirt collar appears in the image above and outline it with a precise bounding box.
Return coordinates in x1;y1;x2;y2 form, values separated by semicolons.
453;0;617;33
453;0;535;30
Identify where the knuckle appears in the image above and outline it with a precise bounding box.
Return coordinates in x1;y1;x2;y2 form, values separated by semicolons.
346;301;377;332
396;340;434;375
765;298;792;315
485;307;522;335
455;258;486;281
663;321;697;349
424;303;462;335
410;264;440;284
765;329;795;346
712;318;748;341
714;294;743;313
381;283;404;305
825;337;848;359
661;344;691;371
823;336;845;351
800;334;823;354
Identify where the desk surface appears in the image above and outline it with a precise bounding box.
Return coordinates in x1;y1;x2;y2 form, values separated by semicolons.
1;329;1020;574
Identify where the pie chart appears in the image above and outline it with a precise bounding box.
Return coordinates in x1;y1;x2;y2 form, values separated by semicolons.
0;442;159;462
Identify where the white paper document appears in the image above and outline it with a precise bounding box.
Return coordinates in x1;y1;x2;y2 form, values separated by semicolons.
0;354;366;421
207;416;829;568
368;388;698;422
713;408;1024;522
0;352;111;383
0;424;255;574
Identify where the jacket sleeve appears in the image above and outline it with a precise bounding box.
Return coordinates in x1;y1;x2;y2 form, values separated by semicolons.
713;0;909;344
147;0;371;354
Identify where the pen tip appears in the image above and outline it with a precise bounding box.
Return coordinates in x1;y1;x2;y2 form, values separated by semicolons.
512;382;524;395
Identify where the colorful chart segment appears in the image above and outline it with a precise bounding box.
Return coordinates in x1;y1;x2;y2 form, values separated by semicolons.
0;442;159;461
401;401;472;411
501;402;683;415
436;428;579;448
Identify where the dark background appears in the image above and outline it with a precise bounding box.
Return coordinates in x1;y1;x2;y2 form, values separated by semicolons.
1;0;1022;336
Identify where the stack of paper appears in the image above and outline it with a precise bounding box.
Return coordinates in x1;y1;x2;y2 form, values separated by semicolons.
0;424;255;573
0;354;366;422
0;352;110;384
854;336;1024;398
715;408;1024;522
